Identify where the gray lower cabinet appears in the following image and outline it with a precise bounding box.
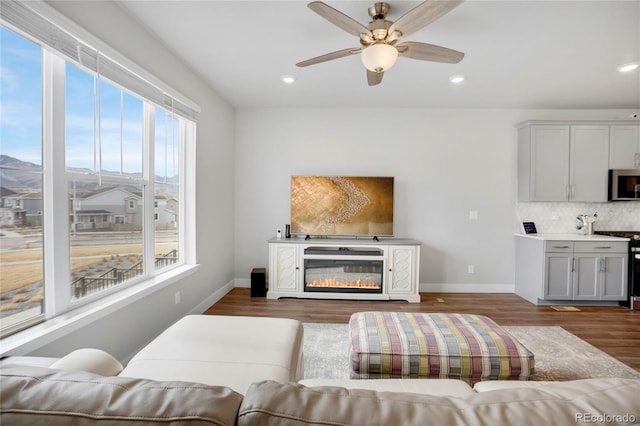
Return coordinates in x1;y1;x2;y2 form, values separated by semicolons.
544;252;573;299
543;241;574;300
572;241;628;300
544;241;628;301
516;236;628;305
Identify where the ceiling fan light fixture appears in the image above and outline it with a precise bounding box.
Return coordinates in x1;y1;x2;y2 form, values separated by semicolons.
361;43;398;73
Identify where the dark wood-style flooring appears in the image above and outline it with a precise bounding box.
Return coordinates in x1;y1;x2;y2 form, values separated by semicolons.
205;289;640;372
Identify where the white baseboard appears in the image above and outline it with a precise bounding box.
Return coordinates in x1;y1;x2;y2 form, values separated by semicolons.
234;278;251;288
419;283;515;293
190;279;236;314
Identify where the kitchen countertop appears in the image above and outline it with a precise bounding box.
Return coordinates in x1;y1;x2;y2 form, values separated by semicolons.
514;233;630;242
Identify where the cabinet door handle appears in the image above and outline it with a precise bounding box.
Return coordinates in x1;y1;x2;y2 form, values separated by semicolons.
600;259;606;272
594;246;611;249
572;257;576;272
553;246;571;249
565;184;570;199
570;185;575;199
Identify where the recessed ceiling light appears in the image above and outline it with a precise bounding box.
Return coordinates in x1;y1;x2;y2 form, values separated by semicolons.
281;75;296;84
617;62;639;73
449;75;465;84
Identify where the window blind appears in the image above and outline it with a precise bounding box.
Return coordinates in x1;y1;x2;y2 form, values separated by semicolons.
1;0;199;121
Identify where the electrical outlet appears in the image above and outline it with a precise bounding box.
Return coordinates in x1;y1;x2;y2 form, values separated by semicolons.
174;291;181;305
467;265;475;274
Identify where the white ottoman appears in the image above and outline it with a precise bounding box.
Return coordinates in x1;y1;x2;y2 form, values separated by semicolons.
120;315;304;394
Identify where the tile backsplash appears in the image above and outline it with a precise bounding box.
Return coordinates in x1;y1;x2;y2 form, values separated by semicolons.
516;202;640;233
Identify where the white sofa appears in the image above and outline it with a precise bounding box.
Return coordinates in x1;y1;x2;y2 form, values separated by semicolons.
2;314;640;425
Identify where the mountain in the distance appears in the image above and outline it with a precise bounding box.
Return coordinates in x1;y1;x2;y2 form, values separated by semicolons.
0;155;43;189
0;155;178;191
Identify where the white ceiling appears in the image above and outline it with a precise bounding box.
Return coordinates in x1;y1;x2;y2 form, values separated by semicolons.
117;0;640;109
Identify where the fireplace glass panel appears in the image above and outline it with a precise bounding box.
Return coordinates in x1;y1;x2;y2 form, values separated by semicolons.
304;259;383;293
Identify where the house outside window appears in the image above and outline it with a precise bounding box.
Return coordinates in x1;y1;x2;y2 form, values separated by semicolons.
0;1;199;338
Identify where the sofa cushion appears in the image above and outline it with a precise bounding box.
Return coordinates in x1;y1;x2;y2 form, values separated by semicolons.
120;315;304;394
238;379;640;426
50;348;123;376
0;365;243;426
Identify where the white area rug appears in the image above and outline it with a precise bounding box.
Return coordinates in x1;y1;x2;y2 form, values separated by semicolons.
302;323;640;381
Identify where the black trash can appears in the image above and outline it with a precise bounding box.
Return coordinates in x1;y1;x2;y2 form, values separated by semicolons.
251;268;267;297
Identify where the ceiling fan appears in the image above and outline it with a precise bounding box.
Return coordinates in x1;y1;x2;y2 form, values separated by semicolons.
296;0;465;86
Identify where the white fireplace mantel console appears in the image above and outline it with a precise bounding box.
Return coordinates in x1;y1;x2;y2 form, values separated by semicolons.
267;237;421;303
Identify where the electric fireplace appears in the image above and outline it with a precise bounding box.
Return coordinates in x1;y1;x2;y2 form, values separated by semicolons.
303;247;384;294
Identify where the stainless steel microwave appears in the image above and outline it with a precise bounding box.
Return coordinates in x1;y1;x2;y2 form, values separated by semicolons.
609;169;640;201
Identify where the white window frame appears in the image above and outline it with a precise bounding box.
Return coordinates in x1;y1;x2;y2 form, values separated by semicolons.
0;1;199;353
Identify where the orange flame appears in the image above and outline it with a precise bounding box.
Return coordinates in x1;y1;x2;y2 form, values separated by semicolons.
306;278;380;289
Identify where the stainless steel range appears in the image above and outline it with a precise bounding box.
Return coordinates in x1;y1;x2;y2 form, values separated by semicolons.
595;231;640;309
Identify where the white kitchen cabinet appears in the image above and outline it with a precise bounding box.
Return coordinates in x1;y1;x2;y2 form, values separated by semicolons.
569;126;609;202
518;125;570;201
518;121;635;202
609;125;640;169
516;235;628;305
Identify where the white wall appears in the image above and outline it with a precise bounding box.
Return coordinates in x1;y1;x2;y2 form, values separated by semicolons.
26;1;236;362
234;108;637;292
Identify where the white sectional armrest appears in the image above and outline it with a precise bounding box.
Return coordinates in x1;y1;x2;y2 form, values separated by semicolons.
50;348;123;376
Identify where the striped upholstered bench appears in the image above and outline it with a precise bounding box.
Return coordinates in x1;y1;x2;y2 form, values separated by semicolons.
349;312;534;384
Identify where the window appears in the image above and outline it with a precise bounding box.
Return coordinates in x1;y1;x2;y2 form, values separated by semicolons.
154;108;180;271
0;2;198;338
0;27;45;335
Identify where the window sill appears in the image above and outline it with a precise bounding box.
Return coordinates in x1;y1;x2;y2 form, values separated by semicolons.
0;264;199;357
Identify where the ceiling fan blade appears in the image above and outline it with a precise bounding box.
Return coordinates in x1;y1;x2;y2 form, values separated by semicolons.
296;47;362;67
308;1;372;38
388;0;464;40
367;69;384;86
396;41;464;63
